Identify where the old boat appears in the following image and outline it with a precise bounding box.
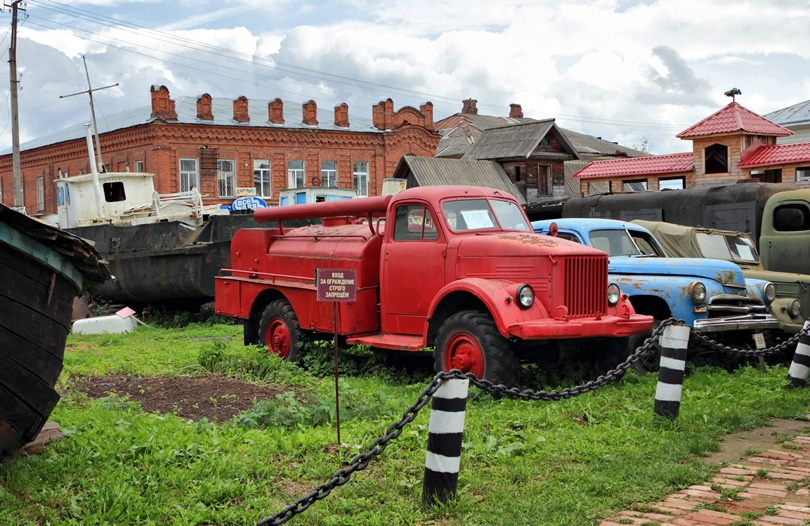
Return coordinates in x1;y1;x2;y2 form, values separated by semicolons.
55;165;260;306
0;203;108;463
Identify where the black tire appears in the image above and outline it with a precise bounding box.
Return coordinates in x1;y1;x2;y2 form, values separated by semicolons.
434;310;516;387
259;299;304;362
628;321;662;373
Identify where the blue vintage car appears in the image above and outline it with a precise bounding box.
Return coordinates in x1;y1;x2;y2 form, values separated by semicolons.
532;218;784;354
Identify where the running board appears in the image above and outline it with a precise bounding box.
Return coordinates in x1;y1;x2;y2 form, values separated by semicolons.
346;333;425;351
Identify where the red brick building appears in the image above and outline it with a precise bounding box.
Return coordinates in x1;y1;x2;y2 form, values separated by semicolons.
0;85;440;216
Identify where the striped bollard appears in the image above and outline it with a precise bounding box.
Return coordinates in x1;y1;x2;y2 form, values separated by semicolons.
422;377;469;506
787;321;810;388
653;324;690;420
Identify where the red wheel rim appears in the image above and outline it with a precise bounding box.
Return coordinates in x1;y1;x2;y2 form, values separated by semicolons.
444;333;485;378
265;317;291;359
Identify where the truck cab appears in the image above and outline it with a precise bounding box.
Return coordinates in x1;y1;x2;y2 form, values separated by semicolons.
532;218;783;351
216;186;653;386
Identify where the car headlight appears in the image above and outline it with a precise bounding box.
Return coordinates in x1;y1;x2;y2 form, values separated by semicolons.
764;282;777;303
690;281;707;303
790;299;802;318
607;283;621;306
516;284;534;309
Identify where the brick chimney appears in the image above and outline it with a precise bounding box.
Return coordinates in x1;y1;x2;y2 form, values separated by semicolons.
196;93;213;120
334;103;349;128
302;100;318;126
421;102;434;129
150;85;178;120
233;96;249;123
462;98;478;115
509;103;523;118
268;98;284;125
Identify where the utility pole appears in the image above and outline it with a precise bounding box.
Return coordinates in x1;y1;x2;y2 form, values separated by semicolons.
60;56;118;172
7;0;24;212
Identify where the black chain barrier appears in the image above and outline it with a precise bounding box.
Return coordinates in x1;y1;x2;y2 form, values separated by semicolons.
253;319;680;525
691;324;810;358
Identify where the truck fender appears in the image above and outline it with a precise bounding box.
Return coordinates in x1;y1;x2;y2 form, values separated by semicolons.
425;278;550;342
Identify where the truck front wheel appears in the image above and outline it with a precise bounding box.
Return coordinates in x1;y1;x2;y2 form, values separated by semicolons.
259;299;304;362
434;311;516;387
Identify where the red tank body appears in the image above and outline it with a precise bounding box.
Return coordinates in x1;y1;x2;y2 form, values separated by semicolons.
215;185;653;386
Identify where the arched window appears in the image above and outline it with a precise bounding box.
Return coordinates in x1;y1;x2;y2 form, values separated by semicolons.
705;144;728;174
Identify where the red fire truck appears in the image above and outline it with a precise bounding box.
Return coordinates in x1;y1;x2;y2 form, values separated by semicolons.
215;185;652;386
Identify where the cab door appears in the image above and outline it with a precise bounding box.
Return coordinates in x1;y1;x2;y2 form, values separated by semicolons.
381;202;446;335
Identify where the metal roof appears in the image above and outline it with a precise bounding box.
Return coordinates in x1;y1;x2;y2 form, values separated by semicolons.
557;127;647;158
677;102;793;138
573;152;694;180
765;99;810;127
738;142;810;169
461;120;578;161
4;96;380;155
392;155;526;204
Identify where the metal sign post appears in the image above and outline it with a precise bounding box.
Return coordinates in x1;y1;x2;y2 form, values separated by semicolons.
315;268;357;444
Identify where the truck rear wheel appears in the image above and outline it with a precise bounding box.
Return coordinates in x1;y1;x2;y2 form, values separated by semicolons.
259;299;304;362
434;310;516;387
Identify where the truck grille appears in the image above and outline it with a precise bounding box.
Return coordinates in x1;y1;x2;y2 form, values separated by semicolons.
564;256;607;316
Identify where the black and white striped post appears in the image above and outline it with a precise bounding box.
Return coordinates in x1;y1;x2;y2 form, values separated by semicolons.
422;376;469;506
787;321;810;388
653;324;690;420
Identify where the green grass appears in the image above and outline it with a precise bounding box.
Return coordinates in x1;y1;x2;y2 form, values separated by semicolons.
2;323;810;525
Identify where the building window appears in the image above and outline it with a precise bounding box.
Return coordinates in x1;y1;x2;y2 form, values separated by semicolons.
288;160;305;189
796;167;810;181
587;181;610;195
622;179;647;192
321;161;337;187
254;159;271;196
659;177;685;190
217;159;236;198
36;177;44;211
134;160;144;173
180;158;199;192
705;144;729;174
353;161;368;197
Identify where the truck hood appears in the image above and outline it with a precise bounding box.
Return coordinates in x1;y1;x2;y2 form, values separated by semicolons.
608;256;745;286
453;232;607;258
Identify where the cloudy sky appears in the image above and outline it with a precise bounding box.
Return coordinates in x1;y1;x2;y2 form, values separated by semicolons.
0;0;808;155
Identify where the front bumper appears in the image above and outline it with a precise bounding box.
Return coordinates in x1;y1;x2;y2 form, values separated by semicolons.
692;313;781;332
507;314;654;340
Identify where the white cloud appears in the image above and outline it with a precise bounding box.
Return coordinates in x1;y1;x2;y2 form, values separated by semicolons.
0;0;807;155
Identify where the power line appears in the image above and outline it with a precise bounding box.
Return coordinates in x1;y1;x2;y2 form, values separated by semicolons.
16;0;694;134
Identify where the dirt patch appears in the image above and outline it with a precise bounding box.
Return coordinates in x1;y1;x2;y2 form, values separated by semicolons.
703;418;810;465
73;374;286;423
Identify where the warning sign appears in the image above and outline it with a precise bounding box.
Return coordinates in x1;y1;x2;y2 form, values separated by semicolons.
316;269;357;302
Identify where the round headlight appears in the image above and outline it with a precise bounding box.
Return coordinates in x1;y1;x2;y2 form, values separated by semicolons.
607;283;621;306
790;299;802;318
764;282;777;303
516;284;535;309
690;281;707;303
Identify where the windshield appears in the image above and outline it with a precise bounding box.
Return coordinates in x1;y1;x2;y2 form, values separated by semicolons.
588;229;665;257
695;232;759;263
442;198;531;232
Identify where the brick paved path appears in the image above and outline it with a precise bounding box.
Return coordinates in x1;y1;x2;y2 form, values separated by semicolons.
600;436;810;525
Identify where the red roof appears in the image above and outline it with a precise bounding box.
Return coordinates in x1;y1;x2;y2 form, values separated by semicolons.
573;152;693;180
738;142;810;169
677;102;793;138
